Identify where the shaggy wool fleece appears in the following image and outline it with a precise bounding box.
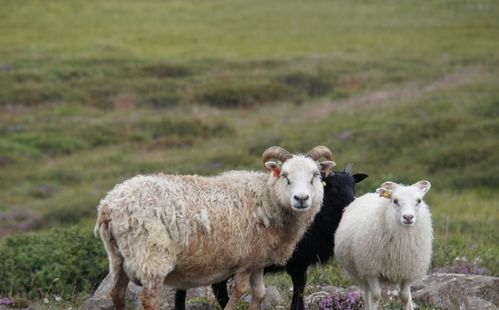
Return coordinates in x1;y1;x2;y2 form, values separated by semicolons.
334;188;433;286
96;163;323;289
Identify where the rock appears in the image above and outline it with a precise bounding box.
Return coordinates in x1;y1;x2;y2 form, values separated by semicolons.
83;272;499;310
412;273;499;310
241;286;283;309
81;274;214;310
264;286;284;307
185;301;218;310
305;274;499;310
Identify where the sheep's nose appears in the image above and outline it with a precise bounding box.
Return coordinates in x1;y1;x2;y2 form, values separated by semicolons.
403;215;414;222
293;194;310;203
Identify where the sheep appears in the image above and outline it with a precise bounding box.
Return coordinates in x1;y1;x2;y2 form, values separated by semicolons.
94;146;336;310
174;164;368;310
334;180;433;310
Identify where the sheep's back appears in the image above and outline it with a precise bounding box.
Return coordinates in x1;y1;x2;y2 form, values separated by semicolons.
97;172;303;286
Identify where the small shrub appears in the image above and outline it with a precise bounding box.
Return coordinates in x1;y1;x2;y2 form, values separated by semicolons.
0;140;41;165
74;125;117;147
140;64;192;78
145;118;233;140
194;80;288;108
0;226;108;299
9;133;88;156
4;84;63;106
280;72;332;97
142;93;179;109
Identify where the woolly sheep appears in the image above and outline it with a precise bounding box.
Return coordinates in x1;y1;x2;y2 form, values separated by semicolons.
334;180;433;310
95;146;335;310
174;164;368;310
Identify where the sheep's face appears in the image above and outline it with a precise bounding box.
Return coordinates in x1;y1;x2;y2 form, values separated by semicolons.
323;170;368;209
377;180;431;227
266;156;328;212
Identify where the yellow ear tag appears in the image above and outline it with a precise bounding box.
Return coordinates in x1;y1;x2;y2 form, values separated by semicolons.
322;181;327;187
383;192;391;199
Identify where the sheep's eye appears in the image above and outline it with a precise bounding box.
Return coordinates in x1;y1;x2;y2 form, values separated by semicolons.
281;173;291;185
416;199;422;204
311;172;320;184
393;199;399;205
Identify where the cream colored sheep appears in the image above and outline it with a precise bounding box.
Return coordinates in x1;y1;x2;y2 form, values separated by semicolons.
95;146;335;310
334;180;433;310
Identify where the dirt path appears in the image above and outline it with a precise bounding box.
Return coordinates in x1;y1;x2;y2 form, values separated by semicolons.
301;65;486;121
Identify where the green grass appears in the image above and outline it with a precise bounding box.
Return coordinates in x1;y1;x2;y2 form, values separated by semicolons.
1;0;498;60
0;0;498;307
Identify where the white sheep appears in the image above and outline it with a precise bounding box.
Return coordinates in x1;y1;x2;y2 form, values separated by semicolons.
334;180;433;310
95;146;335;310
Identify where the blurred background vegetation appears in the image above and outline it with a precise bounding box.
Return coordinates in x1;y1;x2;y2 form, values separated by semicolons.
0;0;498;307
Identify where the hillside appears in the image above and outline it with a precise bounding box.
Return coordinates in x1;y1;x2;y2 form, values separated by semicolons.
0;0;498;308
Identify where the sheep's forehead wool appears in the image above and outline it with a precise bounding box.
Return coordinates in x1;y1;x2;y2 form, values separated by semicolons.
391;185;424;203
281;155;319;176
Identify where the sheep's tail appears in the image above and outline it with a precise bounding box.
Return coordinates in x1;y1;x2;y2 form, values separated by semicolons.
95;204;127;282
94;204;111;237
94;204;119;259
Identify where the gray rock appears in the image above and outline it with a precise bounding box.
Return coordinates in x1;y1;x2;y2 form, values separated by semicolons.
412;273;499;310
304;274;499;310
81;274;213;310
241;286;283;309
185;301;218;310
83;272;499;310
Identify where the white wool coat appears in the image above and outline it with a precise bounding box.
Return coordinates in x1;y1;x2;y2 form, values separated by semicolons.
334;192;433;286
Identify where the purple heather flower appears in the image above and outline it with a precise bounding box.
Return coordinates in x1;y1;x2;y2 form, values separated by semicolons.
0;297;14;305
319;290;364;310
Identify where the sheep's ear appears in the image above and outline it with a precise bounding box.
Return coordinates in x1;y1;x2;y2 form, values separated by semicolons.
413;180;431;195
319;160;336;177
353;173;368;183
264;160;281;177
376;181;397;199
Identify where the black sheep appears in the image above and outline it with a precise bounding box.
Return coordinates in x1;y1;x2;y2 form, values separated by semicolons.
175;165;368;310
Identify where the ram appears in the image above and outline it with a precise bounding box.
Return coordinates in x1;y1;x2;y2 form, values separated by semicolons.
334;180;433;310
95;146;334;310
175;164;368;310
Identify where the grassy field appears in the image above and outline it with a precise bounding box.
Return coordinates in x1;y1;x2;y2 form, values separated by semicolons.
0;0;498;308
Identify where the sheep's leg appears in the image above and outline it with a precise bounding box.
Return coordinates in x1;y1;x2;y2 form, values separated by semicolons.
140;276;163;310
400;281;414;310
362;286;371;310
288;267;307;310
212;279;230;308
224;272;251;310
366;277;381;310
248;268;266;310
174;289;187;310
109;263;129;310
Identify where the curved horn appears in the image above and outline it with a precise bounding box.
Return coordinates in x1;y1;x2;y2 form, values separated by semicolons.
306;145;333;161
261;146;292;165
